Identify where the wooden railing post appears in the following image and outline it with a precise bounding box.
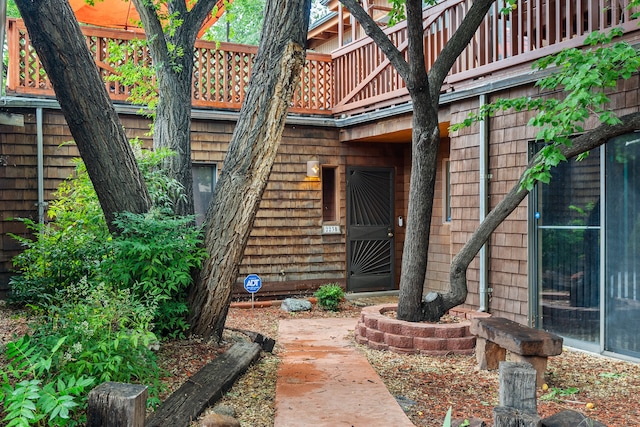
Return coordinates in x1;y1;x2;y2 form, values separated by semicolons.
87;382;148;427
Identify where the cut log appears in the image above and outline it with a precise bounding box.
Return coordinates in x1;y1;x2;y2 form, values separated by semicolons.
498;362;537;414
493;407;541;427
146;341;261;427
87;382;147;427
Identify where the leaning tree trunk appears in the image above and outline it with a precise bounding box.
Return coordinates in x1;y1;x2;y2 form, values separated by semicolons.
15;0;152;232
132;0;219;217
188;0;312;339
441;111;640;319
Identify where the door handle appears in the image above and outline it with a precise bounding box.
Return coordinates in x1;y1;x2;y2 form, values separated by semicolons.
388;232;394;238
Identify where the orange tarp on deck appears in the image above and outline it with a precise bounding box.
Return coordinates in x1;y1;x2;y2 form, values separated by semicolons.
68;0;228;36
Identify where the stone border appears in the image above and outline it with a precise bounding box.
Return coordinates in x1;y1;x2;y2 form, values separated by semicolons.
355;304;491;355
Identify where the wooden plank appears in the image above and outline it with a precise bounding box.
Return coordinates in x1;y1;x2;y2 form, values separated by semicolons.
145;342;261;427
0;112;25;127
498;362;537;413
470;317;563;356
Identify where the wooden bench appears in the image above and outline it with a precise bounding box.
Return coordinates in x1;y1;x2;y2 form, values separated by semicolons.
470;317;563;386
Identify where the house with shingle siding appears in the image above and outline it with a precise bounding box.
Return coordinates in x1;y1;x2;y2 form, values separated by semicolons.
1;0;639;359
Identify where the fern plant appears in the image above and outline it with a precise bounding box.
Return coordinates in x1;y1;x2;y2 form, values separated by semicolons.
1;335;94;427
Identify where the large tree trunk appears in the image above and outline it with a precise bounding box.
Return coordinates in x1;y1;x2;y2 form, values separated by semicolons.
188;0;312;339
132;0;219;217
442;111;640;320
14;0;152;232
340;0;498;321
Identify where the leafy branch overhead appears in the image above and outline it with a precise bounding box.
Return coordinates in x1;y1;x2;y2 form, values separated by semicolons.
451;29;640;191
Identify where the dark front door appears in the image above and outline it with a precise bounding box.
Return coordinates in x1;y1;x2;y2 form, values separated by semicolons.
346;167;395;292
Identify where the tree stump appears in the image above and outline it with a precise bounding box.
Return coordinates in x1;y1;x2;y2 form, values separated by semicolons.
499;362;538;413
87;382;148;427
493;362;541;427
493;407;542;427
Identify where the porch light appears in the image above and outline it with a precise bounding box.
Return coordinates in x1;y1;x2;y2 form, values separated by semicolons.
306;160;320;177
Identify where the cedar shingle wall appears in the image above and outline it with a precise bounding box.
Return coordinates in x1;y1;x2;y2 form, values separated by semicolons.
449;74;640;324
449;89;538;324
423;137;452;294
0;110;151;293
1;108;413;297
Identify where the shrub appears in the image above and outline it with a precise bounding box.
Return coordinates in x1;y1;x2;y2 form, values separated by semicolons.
8;143;205;339
1;280;162;426
107;209;207;338
314;284;345;311
8;159;109;305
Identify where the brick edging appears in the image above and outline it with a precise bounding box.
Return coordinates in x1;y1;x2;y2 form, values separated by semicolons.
355;304;491;356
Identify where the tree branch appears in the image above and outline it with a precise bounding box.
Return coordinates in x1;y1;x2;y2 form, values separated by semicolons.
405;0;428;90
339;0;410;80
181;0;219;42
428;0;495;99
131;0;170;65
447;111;640;311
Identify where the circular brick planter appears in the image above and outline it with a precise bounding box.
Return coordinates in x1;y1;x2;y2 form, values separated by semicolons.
355;304;490;356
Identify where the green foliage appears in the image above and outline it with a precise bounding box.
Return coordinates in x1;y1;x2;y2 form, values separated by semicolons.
314;284;345;311
8;159;110;305
6;0;20;18
106;39;159;124
540;386;580;401
9;142;203;339
599;371;625;379
132;140;187;212
387;0;517;27
387;0;407;27
1;281;163;426
451;28;640;191
105;1;188;125
206;0;265;45
108;210;207;338
441;407;452;427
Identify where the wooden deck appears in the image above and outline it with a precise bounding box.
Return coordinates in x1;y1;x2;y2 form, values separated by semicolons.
5;0;639;117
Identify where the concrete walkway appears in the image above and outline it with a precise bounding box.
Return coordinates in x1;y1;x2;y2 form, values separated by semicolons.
273;317;415;427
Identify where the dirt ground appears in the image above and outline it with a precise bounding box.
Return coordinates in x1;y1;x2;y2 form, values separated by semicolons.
3;298;640;426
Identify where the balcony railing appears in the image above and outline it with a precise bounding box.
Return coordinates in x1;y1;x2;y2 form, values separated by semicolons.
332;0;639;115
5;1;639;118
6;19;333;116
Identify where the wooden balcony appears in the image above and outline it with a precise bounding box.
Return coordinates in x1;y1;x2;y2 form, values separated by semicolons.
333;0;639;115
5;19;333;116
5;1;639;118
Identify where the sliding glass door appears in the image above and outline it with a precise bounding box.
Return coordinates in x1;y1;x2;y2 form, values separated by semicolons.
532;133;640;359
533;147;601;345
605;133;640;358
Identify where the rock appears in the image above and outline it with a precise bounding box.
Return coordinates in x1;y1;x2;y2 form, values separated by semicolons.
394;395;417;412
212;404;235;417
281;298;312;312
541;409;606;427
200;412;240;427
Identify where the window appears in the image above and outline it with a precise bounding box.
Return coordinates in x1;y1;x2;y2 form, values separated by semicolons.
443;159;451;222
322;166;338;222
192;164;217;226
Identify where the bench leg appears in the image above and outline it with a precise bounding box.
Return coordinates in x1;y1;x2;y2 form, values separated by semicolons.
506;353;548;387
476;337;506;370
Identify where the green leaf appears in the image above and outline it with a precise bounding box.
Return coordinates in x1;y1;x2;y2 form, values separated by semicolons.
442;407;453;427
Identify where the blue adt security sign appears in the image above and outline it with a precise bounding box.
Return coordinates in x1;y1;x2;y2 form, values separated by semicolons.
244;274;262;294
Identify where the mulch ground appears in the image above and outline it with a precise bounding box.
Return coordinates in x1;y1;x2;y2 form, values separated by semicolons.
3;299;640;426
